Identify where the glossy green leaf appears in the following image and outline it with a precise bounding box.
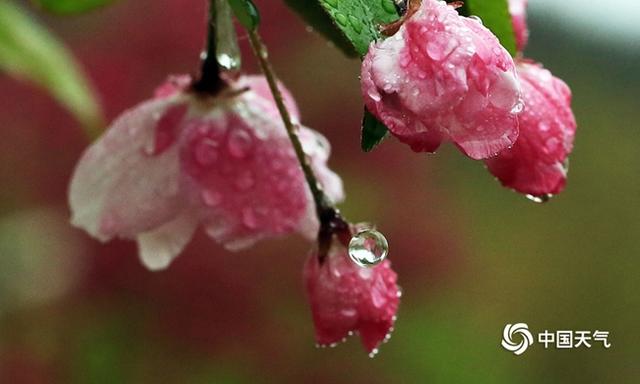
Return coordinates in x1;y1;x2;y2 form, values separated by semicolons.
31;0;117;14
0;1;103;136
285;0;399;57
459;0;517;56
361;108;389;152
227;0;260;31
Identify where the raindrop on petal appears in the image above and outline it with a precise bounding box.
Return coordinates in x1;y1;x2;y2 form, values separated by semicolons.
348;229;389;267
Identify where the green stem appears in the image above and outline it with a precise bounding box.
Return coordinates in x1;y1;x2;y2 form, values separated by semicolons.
193;0;224;94
247;30;347;234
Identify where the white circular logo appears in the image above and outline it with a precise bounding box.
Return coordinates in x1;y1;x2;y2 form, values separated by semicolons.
501;323;534;355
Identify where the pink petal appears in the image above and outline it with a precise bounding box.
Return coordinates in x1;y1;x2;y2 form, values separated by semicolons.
509;0;529;53
361;0;522;159
180;78;341;249
136;209;199;270
485;61;576;196
304;244;400;353
69;97;188;241
235;75;301;122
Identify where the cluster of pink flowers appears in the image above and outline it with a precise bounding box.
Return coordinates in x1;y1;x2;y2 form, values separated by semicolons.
362;0;576;199
68;0;576;355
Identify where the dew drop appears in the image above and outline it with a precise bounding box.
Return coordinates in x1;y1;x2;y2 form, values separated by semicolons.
348;15;363;33
201;190;222;207
335;13;349;27
194;138;219;166
227;129;253;158
511;99;524;114
242;208;258;229
526;194;553;203
217;53;240;71
348;229;389;267
468;15;483;24
368;348;379;358
381;0;396;14
235;170;255;191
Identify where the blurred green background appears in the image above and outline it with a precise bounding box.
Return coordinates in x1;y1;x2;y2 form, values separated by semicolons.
0;1;638;383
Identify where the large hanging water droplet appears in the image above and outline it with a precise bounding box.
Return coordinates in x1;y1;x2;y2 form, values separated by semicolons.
526;193;552;203
348;229;389;267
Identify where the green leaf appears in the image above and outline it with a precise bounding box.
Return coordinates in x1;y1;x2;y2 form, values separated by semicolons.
285;0;400;57
31;0;118;14
227;0;260;31
0;1;103;137
460;0;517;57
361;108;388;152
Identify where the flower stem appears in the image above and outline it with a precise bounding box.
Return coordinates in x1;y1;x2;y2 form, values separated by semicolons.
193;0;224;94
247;30;348;242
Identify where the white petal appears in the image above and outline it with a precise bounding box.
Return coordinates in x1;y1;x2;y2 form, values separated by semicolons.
136;210;198;271
69;96;187;241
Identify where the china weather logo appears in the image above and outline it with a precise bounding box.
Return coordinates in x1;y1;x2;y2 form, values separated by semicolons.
501;323;534;355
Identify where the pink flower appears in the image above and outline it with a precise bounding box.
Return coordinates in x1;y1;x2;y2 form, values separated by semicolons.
304;242;400;354
509;0;529;52
69;75;344;270
361;0;522;160
485;61;576;197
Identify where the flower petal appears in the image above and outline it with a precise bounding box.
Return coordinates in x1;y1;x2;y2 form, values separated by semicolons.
361;0;522;159
485;61;576;196
136;209;198;270
69;97;188;241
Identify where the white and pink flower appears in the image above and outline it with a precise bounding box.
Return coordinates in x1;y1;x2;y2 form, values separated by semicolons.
361;0;523;159
69;75;344;270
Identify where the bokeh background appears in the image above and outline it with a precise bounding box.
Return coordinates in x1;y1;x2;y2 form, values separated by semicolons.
1;0;638;382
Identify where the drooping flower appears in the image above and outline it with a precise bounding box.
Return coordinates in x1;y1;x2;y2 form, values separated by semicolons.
508;0;529;53
304;241;400;354
69;74;344;270
361;0;522;160
485;61;576;198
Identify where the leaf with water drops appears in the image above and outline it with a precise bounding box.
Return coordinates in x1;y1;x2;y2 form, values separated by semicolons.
348;228;389;267
227;0;260;31
0;1;103;137
454;0;517;57
361;108;388;152
31;0;118;14
284;0;400;57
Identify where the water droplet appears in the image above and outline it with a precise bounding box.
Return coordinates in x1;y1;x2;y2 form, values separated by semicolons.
368;348;379;358
469;15;483;24
381;0;396;14
348;229;389;267
368;90;381;102
335;13;348;27
538;121;550;132
194;138;219;166
526;194;553;203
511;99;524;114
201;190;222;207
235;170;255;190
348;15;363;33
227;129;253;158
242;208;258;229
217;53;240;71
